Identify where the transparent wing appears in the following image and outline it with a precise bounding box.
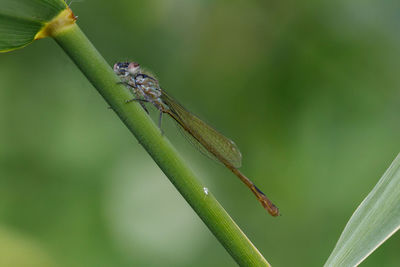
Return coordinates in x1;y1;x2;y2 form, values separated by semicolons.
161;91;242;168
175;121;222;165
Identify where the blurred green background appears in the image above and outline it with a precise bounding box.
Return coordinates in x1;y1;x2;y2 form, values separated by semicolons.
1;0;400;266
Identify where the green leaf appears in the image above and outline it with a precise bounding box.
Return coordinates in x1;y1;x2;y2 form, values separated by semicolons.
0;0;67;52
325;153;400;266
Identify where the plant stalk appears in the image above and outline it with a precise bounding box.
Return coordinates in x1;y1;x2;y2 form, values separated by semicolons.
52;23;271;267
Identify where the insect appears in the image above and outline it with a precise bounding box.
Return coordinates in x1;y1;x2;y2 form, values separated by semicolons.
113;62;279;216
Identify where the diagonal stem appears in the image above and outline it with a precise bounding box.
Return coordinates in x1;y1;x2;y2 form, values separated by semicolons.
52;23;271;267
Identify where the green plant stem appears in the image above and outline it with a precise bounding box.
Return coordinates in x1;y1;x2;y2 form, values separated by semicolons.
52;24;270;267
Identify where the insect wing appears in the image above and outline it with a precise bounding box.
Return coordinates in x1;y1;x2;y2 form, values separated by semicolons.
161;91;242;168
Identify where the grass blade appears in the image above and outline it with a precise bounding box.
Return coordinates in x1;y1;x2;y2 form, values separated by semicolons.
325;153;400;266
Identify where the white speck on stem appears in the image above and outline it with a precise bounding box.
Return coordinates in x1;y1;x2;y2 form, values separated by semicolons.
203;187;209;196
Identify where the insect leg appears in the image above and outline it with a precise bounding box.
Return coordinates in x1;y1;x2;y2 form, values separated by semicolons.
125;98;150;114
126;98;148;103
158;110;164;135
139;101;149;114
117;81;135;88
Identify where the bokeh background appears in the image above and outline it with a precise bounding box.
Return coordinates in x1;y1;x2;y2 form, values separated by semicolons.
1;0;400;266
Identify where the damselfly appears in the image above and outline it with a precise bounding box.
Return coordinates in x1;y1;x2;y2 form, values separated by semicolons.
113;62;279;216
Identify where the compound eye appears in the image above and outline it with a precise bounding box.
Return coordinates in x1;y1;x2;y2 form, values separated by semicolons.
131;62;139;68
127;62;140;74
113;63;120;71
